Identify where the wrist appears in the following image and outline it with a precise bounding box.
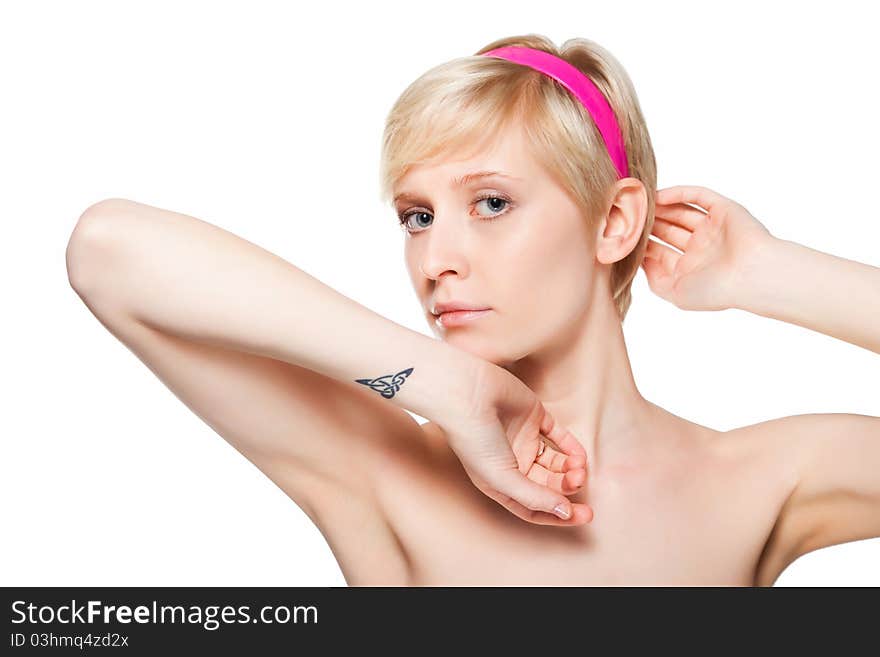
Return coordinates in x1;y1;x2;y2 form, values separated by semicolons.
728;235;790;314
424;343;491;427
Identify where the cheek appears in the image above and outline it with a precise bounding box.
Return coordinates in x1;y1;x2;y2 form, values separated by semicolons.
511;222;593;288
504;233;595;326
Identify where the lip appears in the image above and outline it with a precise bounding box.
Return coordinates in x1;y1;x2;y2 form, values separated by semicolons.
435;309;492;328
432;300;491;315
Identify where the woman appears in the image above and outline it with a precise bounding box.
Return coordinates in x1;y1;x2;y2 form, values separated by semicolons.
65;34;880;586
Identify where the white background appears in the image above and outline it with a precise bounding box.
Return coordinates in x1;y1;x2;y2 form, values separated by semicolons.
2;0;878;586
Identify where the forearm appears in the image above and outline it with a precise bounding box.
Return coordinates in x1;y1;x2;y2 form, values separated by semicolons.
67;198;483;422
733;236;880;354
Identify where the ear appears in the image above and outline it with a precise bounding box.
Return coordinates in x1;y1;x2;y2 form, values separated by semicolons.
595;178;648;265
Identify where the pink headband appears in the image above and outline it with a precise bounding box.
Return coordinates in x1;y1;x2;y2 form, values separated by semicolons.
481;46;629;179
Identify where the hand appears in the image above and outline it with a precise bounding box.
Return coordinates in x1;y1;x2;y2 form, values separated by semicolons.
641;185;776;311
439;362;593;526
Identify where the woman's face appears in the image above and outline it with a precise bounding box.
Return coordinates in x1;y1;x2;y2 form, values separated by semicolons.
393;125;603;368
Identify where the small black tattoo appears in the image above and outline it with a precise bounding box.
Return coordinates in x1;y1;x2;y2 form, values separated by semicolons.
355;367;414;399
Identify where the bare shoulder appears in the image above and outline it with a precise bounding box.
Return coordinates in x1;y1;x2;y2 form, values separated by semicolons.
718;412;865;586
713;414;799;465
711;415;804;511
716;411;866;487
738;412;880;582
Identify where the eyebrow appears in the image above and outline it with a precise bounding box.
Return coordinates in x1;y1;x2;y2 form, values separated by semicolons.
393;170;522;204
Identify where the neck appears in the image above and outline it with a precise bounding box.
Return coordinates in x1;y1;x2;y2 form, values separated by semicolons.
503;291;656;471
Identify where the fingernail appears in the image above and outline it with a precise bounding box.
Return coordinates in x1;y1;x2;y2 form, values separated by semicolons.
553;502;571;520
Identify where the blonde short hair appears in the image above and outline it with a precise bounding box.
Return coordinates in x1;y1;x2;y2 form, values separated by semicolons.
379;33;657;323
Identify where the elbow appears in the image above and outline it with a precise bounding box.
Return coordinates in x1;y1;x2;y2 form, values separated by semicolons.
65;198;135;298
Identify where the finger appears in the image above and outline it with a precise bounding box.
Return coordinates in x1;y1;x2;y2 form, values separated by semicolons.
488;487;593;526
527;461;586;494
640;254;678;305
504;497;594;526
654;202;707;232
536;441;586;473
539;411;588;463
656;185;730;213
644;238;682;273
650;217;692;251
489;467;585;521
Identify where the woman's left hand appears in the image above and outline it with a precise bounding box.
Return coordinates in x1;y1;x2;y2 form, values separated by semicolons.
641;185;776;311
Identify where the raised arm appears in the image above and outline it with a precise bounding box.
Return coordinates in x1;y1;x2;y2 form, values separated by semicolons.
729;221;880;577
642;185;880;582
66;198;588;524
67;198;476;424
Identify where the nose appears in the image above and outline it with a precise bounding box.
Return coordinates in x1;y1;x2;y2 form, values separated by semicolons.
416;214;470;280
419;248;468;281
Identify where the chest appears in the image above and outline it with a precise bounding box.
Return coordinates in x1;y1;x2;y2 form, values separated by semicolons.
367;438;788;586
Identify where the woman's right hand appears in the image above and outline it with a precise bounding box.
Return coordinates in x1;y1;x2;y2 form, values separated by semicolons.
438;362;594;526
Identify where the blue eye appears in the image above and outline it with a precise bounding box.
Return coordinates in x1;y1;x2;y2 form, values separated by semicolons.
398;195;513;234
